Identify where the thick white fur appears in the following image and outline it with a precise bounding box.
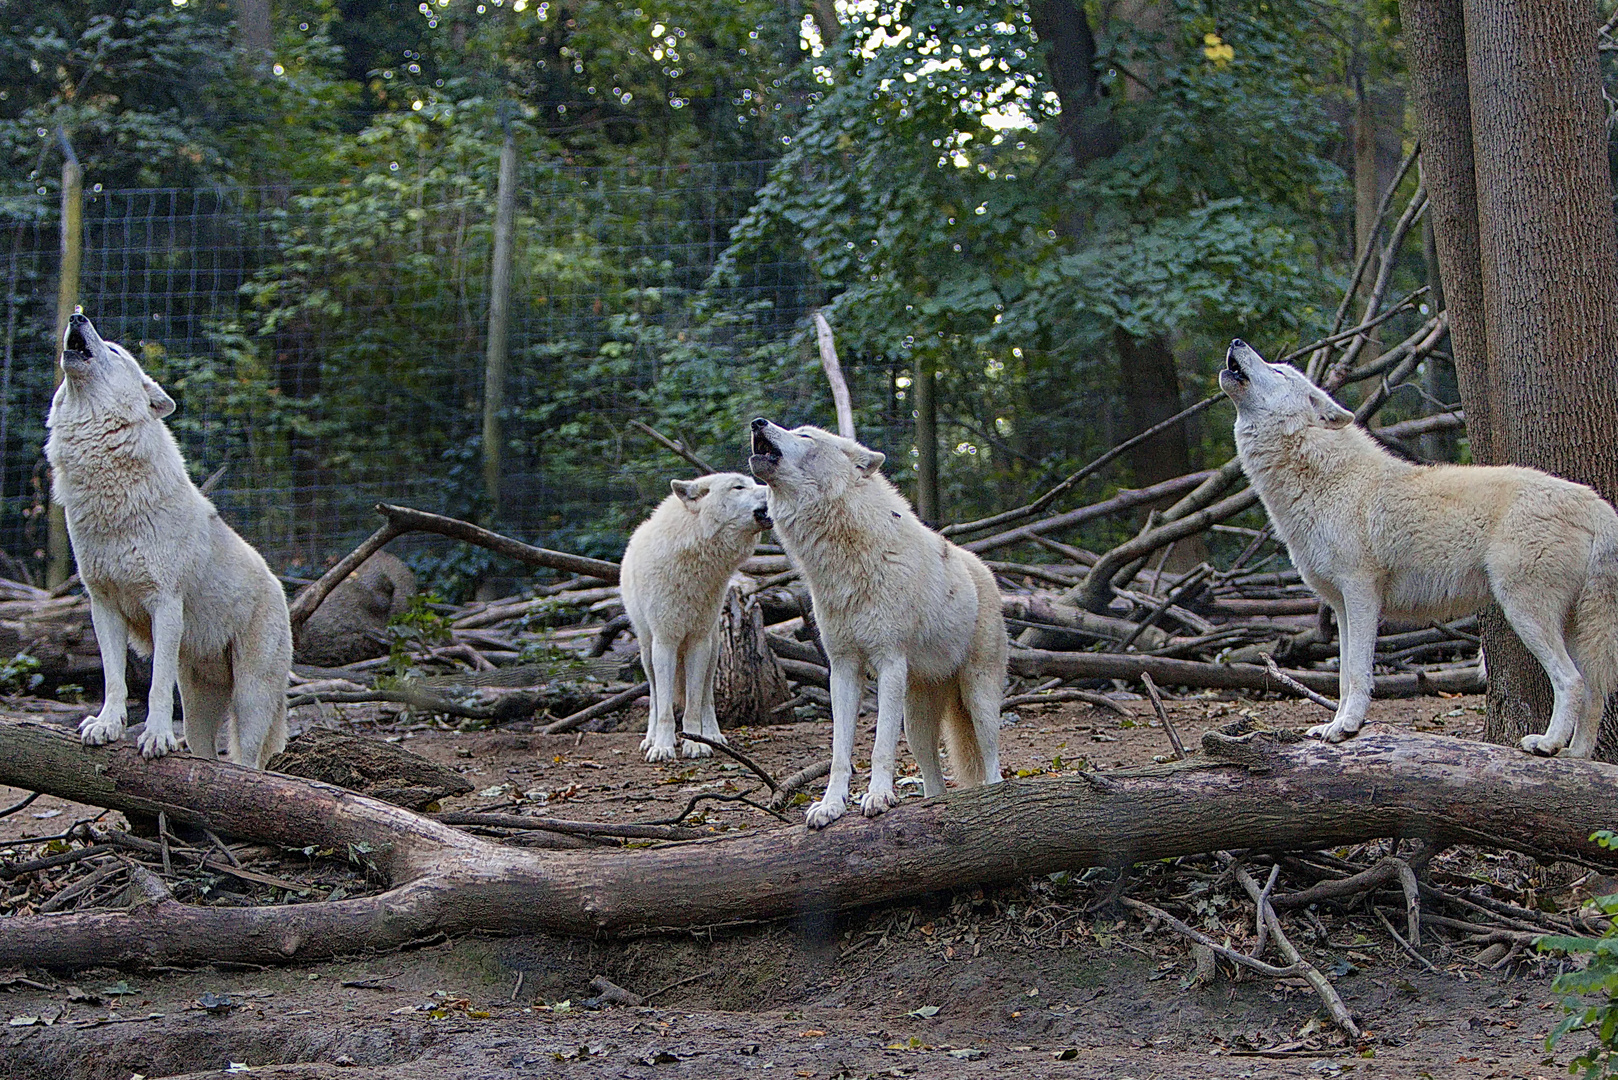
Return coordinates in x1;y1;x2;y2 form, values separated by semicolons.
45;314;291;767
1221;339;1618;757
620;472;770;762
750;419;1005;828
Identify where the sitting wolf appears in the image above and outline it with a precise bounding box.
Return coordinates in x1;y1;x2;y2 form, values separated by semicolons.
619;473;772;762
45;313;291;767
750;418;1005;828
1221;338;1618;757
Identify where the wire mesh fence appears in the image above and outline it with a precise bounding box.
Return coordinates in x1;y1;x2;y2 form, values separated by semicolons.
0;158;818;584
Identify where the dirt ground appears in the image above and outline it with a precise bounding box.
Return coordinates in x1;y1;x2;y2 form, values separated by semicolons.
0;690;1597;1080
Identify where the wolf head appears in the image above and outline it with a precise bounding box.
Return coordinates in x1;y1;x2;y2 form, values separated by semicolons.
749;418;885;500
1220;339;1352;435
670;471;772;534
56;313;176;422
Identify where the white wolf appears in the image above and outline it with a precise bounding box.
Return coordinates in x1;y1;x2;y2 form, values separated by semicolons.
749;418;1005;828
45;313;291;767
619;472;772;762
1221;338;1618;757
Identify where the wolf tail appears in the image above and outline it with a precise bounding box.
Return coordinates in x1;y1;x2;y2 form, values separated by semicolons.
1574;509;1618;706
939;685;987;787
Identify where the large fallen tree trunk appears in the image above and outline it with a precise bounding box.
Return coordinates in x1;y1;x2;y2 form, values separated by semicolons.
0;717;1611;968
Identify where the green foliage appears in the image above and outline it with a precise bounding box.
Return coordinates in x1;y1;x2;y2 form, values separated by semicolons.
1539;830;1618;1077
0;652;41;696
385;591;453;676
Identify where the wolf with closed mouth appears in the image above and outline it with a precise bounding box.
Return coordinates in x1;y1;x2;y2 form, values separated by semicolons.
619;472;773;762
750;418;1005;827
45;313;291;766
1221;338;1618;757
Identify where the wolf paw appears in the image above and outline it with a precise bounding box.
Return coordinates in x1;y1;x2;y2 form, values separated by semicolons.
78;712;125;747
805;795;847;830
1306;718;1361;744
680;738;714;759
137;725;181;759
1519;733;1565;757
644;742;679;763
860;788;898;817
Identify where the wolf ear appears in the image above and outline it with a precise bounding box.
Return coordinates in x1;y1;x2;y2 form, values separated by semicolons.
142;374;176;419
671;478;706;508
851;448;884;477
1307;385;1353;429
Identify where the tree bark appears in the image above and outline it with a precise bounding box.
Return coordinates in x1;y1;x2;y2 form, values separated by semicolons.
1113;329;1193;491
482;121;519;526
0;719;1612;967
713;587;792;727
914;355;939;523
1406;0;1618;758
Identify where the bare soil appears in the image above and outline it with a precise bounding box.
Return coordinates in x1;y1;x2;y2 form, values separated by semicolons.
0;690;1593;1080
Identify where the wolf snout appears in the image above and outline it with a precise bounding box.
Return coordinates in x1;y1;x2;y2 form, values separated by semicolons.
753;504;773;528
1224;340;1249;380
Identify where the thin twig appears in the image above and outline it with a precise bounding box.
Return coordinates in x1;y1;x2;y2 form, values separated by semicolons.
1229;861;1361;1039
1138;672;1185;760
642;966;721;1002
1002;689;1134;718
433;810;703;841
941;394;1223;538
646;788;787;826
1260;653;1339;712
628;419;719;474
767;760;831;811
676;732;779;792
1373;905;1440;974
0;792;40;818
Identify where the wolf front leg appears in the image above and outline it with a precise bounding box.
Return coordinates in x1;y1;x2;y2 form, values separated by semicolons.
137;596;185;758
806;655;862;829
679;631;721;758
860;655;907;818
643;637;682;763
1307;580;1380;744
79;591;130;747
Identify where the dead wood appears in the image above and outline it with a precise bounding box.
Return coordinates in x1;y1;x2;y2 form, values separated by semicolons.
1002;688;1133;717
374;505;619;582
628;419;718;475
942;396;1222;538
958;471;1214;555
266;728;473;812
2;717;1617;967
541;682;649;735
813;312;856;440
1009;648;1484;697
713;587;792;727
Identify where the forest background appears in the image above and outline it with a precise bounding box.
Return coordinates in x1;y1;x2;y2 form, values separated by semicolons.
0;0;1555;597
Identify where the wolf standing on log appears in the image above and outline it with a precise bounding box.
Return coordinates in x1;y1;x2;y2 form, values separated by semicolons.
1221;338;1618;758
750;418;1005;828
45;313;291;767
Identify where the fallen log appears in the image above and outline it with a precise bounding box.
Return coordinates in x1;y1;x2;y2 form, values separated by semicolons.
0;717;1612;968
1008;648;1484;697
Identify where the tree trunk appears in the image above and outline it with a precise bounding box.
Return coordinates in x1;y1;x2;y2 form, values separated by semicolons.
231;0;272;58
1406;0;1618;758
913;355;939;523
482;122;519;526
0;719;1613;967
1352;71;1382;364
1403;0;1495;461
46;153;82;590
712;587;791;727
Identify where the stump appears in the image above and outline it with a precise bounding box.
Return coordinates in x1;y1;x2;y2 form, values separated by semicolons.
713;586;791;727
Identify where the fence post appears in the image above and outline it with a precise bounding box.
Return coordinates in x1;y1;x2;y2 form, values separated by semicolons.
481;114;519;526
46;137;82;589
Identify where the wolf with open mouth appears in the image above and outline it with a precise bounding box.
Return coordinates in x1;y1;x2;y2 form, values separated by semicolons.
46;313;292;767
750;418;1006;828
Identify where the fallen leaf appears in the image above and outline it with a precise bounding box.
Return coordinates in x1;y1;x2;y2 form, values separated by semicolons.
905;1005;940;1018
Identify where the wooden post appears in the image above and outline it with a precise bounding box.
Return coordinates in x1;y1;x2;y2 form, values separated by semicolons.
481;116;519;525
811;312;855;440
46;137;82;589
914;355;939;523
